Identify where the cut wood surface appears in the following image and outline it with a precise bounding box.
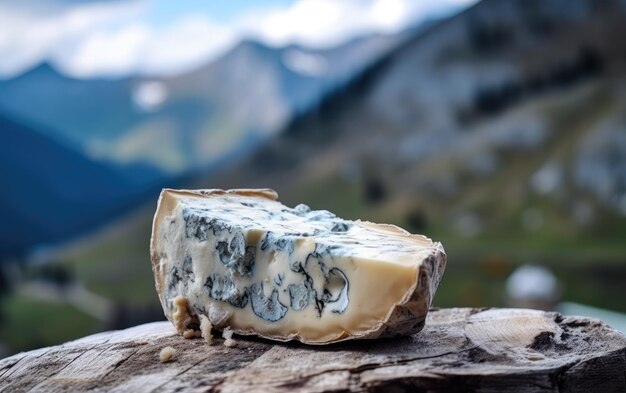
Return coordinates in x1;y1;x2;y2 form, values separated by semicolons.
1;308;625;392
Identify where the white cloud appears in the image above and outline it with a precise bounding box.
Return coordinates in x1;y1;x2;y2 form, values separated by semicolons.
56;14;236;77
0;1;145;78
62;24;150;77
0;0;477;79
139;16;235;75
245;0;477;48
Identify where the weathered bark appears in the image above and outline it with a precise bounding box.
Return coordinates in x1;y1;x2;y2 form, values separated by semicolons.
1;308;624;392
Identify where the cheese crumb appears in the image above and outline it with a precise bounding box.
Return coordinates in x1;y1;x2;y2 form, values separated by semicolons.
172;296;192;334
222;327;236;347
159;346;177;363
199;314;213;344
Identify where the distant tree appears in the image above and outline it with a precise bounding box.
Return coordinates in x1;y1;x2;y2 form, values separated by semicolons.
363;177;386;204
548;46;604;89
526;74;548;94
39;263;75;288
578;46;604;76
0;266;11;327
468;20;514;53
529;17;555;37
476;79;524;116
467;42;604;122
108;303;165;330
0;267;10;296
406;208;427;232
550;61;580;87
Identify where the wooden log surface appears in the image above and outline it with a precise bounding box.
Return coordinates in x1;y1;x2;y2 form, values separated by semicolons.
1;308;625;392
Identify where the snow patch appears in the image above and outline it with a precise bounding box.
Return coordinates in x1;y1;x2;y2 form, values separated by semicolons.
283;50;328;77
132;81;168;112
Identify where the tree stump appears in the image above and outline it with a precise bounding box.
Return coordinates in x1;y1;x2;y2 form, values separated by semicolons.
1;308;625;392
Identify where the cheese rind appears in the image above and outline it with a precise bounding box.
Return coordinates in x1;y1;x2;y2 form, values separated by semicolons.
150;189;446;344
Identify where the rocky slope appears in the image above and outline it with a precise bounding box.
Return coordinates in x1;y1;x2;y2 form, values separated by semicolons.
214;0;626;249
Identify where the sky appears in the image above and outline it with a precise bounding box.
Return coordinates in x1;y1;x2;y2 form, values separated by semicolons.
0;0;478;79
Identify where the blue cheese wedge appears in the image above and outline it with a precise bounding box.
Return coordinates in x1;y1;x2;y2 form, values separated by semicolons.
150;189;446;344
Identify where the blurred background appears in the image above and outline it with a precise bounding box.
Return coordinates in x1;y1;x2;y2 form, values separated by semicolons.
1;0;626;357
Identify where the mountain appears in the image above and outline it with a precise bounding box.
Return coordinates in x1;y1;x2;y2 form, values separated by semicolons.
23;0;626;346
0;112;160;258
212;0;626;249
0;33;404;175
0;63;141;152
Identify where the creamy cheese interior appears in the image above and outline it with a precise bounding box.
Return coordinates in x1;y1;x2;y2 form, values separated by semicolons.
152;189;442;343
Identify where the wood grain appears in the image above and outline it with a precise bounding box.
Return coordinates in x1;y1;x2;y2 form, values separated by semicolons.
1;308;625;392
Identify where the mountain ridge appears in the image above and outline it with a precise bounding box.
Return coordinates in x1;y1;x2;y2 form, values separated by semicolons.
212;0;626;242
0;32;404;176
0;112;162;258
